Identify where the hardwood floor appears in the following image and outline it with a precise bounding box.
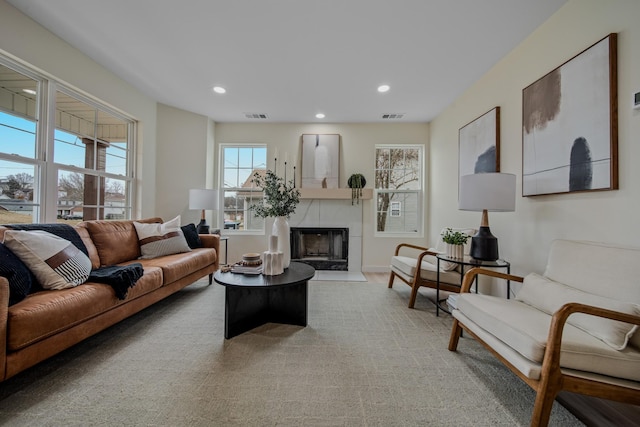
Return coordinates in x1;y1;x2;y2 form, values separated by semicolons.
363;271;390;284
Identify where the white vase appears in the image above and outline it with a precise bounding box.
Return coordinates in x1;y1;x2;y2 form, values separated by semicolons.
272;216;291;268
446;243;463;259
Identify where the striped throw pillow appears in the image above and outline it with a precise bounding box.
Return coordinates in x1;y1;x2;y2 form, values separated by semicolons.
3;230;91;290
133;215;191;259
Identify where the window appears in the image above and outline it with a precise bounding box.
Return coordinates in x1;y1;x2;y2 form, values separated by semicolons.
0;62;41;224
220;144;267;232
54;89;133;221
0;57;135;224
374;145;423;235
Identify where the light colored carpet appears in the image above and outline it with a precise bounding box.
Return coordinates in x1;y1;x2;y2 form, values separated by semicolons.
0;279;583;426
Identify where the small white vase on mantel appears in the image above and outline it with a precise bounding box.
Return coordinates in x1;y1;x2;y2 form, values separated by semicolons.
272;216;291;268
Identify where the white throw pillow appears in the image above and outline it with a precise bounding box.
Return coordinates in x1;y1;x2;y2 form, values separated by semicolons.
516;273;639;350
3;230;91;290
133;215;191;259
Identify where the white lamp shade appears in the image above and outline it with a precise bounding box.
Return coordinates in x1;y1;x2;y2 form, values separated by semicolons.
189;189;219;210
458;173;516;212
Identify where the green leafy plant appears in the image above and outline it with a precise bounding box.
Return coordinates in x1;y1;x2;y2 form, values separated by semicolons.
441;228;469;245
249;170;300;218
348;173;366;205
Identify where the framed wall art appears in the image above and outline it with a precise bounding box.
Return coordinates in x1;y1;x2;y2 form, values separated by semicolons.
522;33;618;197
459;106;500;191
301;134;340;188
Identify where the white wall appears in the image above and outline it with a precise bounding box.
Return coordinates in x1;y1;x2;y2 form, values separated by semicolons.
215;123;429;267
429;0;640;290
0;0;159;219
156;104;215;224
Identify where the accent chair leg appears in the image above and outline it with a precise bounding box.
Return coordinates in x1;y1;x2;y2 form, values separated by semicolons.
448;319;463;351
208;273;213;285
531;388;557;427
387;271;396;288
408;282;419;308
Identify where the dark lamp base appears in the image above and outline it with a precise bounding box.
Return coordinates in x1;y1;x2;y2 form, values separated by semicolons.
470;226;499;261
196;219;210;235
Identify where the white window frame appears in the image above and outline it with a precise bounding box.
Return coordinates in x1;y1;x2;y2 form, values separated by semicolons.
0;54;136;223
219;143;267;235
374;144;424;238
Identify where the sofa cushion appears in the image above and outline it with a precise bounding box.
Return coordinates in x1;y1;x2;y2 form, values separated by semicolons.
134;216;191;259
3;230;91;290
0;243;34;305
7;266;163;352
517;273;639;350
85;220;148;265
126;248;216;285
456;294;640;381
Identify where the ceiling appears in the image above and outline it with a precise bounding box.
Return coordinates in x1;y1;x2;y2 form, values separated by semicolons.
8;0;567;123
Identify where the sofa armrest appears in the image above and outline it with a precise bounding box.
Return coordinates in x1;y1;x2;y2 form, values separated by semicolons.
460;267;524;293
199;234;220;269
0;277;8;380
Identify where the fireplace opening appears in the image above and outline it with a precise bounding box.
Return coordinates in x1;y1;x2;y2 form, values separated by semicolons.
290;227;348;271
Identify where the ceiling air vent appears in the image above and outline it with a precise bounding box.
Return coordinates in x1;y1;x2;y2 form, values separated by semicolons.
244;113;268;119
382;113;404;119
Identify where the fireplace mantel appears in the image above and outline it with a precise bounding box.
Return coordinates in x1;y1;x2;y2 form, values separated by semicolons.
298;188;373;200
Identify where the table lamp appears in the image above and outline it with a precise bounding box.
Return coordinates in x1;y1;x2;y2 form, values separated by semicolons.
458;173;516;261
189;189;218;234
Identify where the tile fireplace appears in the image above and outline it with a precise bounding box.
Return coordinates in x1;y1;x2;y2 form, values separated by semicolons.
290;227;348;270
288;198;363;272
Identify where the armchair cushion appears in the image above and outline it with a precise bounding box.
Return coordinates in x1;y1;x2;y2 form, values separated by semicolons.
456;293;640;381
391;255;463;283
516;273;640;350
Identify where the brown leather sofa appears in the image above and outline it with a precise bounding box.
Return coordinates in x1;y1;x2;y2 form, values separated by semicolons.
0;218;219;382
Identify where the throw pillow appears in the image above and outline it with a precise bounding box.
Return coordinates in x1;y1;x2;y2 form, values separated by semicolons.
133;215;191;259
3;230;92;290
516;273;640;350
181;223;202;249
0;243;34;305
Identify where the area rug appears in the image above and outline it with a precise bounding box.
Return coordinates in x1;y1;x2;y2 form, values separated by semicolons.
0;280;583;426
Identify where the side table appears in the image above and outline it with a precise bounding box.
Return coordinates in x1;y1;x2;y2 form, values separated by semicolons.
219;236;229;266
435;254;510;316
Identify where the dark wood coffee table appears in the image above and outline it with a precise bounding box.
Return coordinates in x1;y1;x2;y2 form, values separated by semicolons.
214;262;316;339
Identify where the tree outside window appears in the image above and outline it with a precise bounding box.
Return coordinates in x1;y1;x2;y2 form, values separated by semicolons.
374;145;423;234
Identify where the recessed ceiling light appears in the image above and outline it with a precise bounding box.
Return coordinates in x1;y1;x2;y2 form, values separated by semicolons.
213;86;226;94
377;85;390;93
22;89;36;95
315;113;325;119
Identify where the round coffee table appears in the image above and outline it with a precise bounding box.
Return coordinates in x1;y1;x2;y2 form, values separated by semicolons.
214;262;316;339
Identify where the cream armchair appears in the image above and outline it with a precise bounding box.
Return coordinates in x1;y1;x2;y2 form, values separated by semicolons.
388;227;476;308
448;239;640;426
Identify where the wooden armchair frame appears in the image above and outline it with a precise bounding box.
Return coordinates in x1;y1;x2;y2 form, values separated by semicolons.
448;268;640;427
388;243;463;308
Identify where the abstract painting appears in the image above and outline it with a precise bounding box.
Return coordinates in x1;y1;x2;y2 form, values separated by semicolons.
301;134;340;188
459;106;500;192
522;33;618;196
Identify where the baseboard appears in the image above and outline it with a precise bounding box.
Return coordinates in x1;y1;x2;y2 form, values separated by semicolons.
362;265;390;273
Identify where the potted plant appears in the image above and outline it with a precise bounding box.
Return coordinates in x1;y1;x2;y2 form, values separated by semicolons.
441;228;469;259
347;173;366;205
249;169;301;268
